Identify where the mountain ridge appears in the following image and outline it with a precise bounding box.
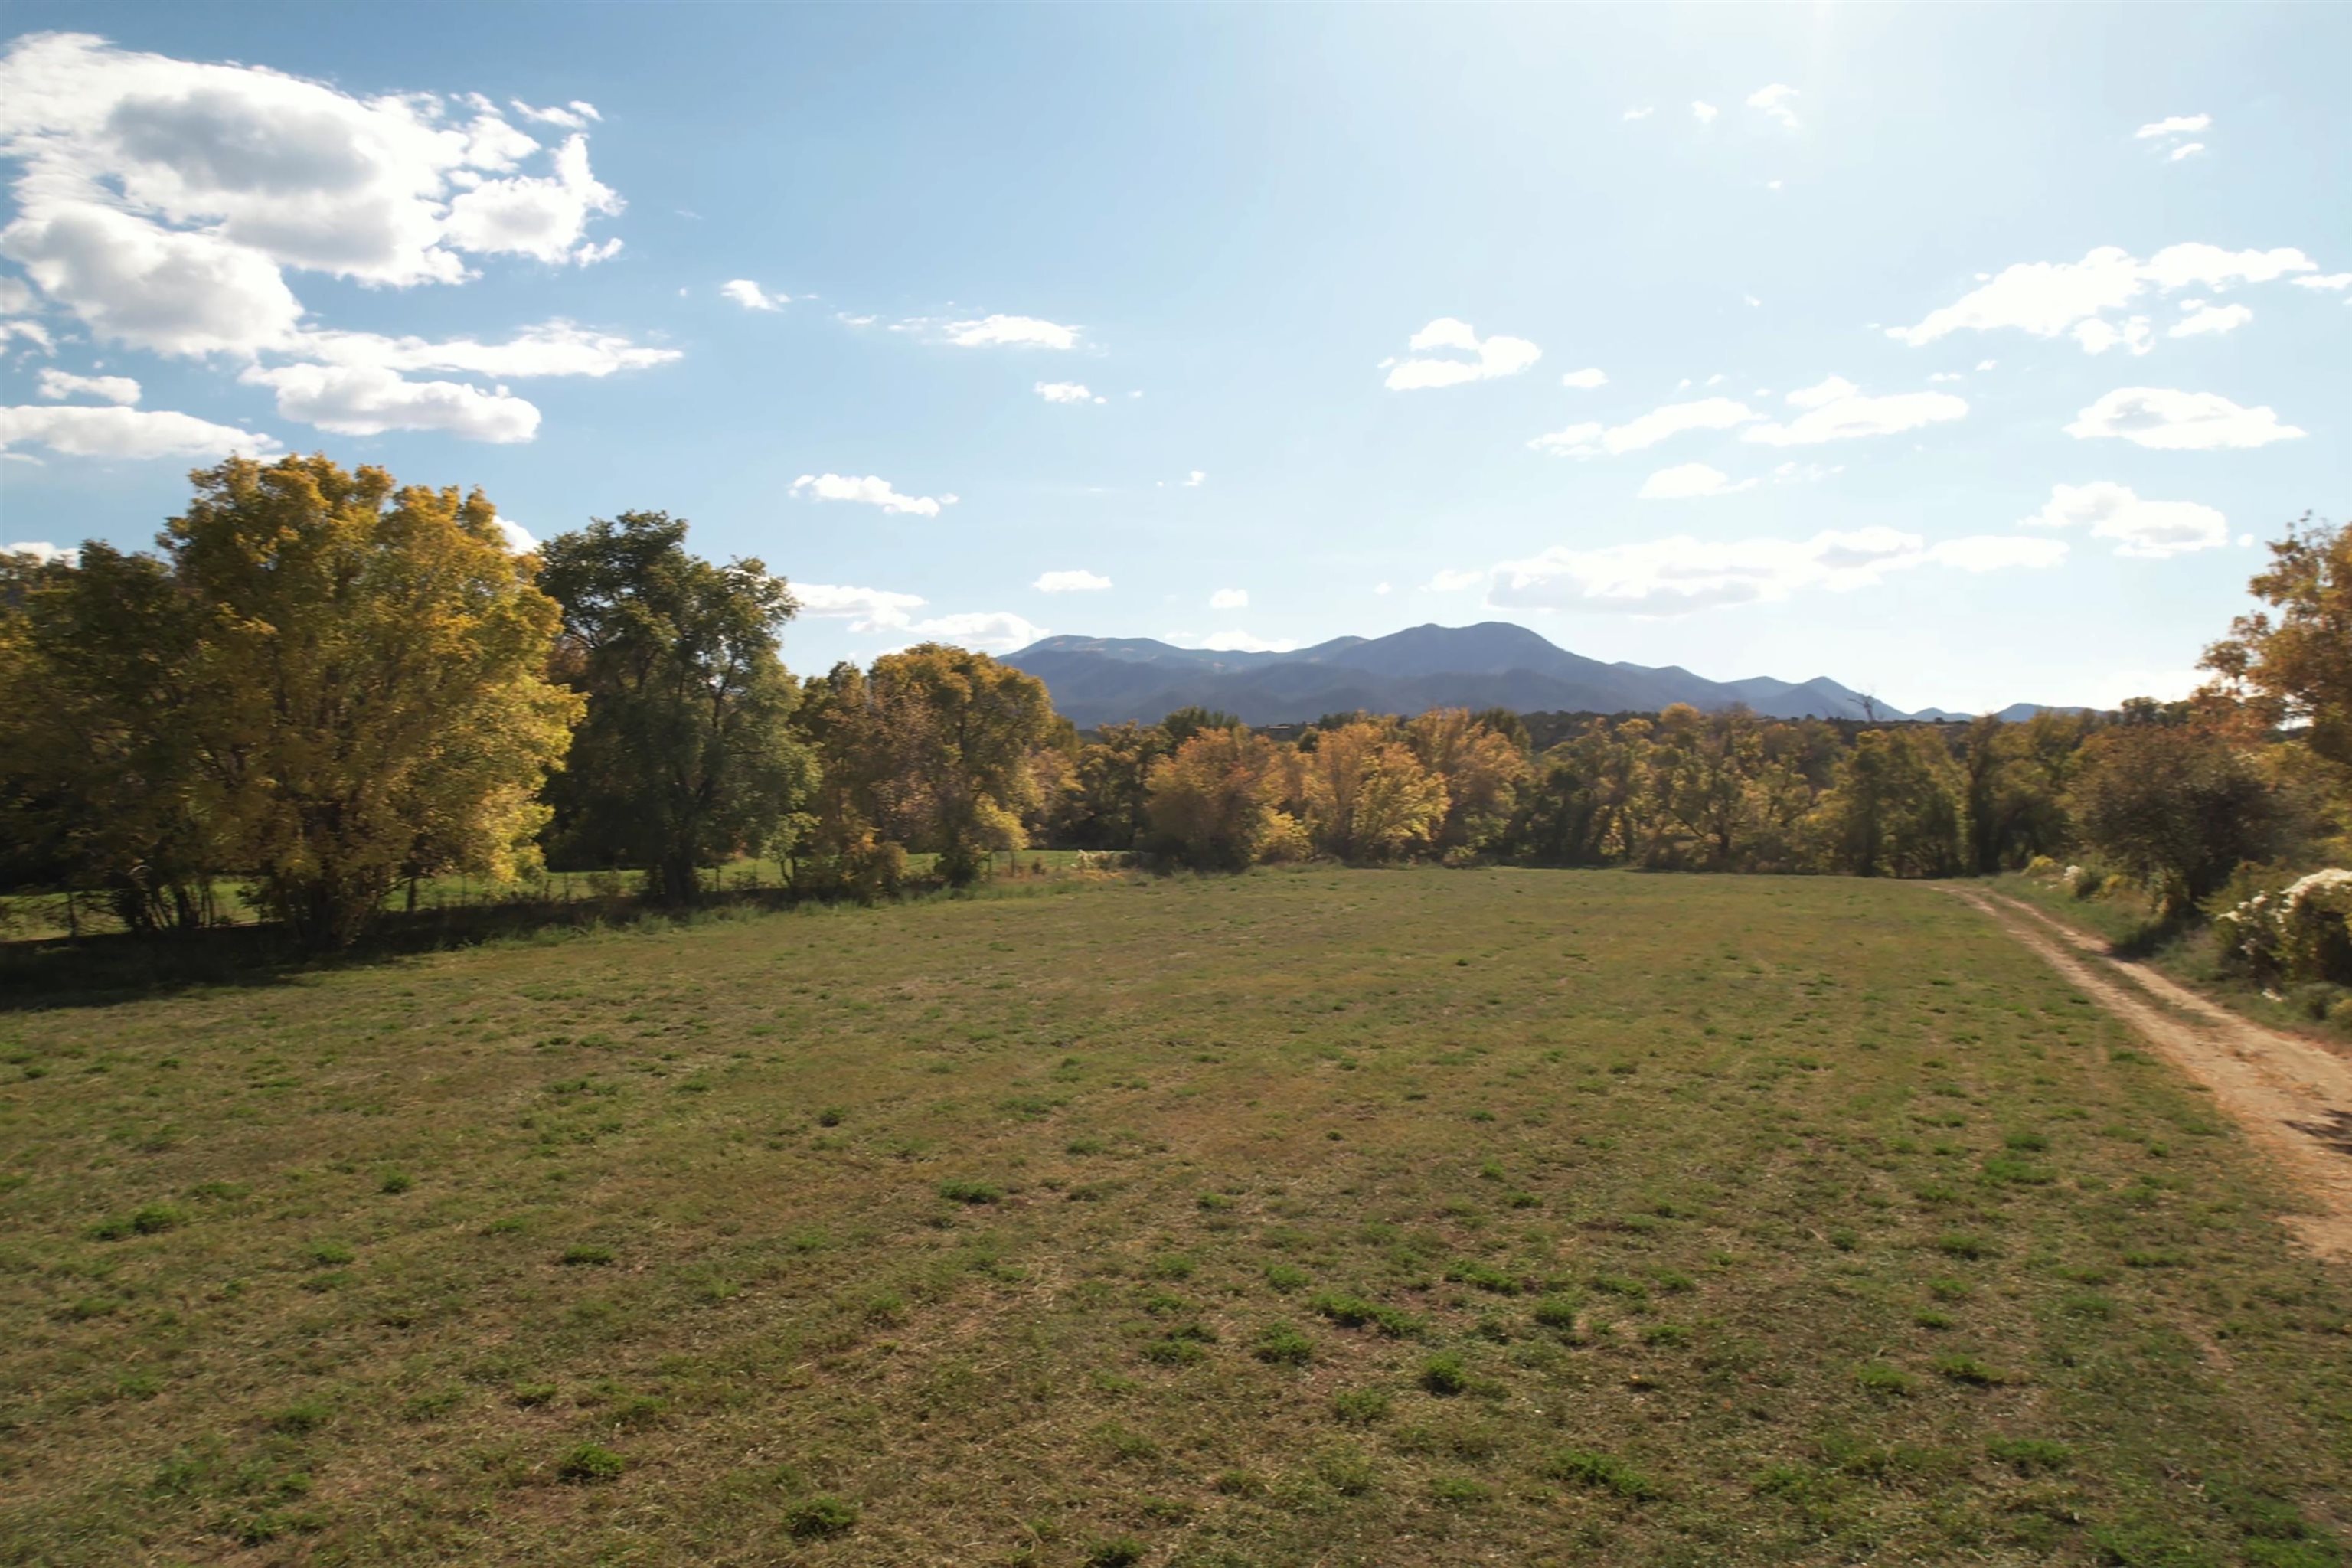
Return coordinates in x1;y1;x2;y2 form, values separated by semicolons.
1004;622;2082;729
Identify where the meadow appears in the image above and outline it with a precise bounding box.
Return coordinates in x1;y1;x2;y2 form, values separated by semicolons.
2;868;2347;1566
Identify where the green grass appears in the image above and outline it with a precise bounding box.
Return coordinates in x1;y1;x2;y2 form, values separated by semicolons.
2;867;2348;1564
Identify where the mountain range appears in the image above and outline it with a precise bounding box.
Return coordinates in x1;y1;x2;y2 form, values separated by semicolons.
1004;622;2073;730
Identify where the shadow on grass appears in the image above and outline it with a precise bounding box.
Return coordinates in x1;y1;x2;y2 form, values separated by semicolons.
0;887;910;1012
2109;908;2200;961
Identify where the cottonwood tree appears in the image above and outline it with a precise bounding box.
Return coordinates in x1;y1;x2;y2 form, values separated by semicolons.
2071;721;2281;913
1144;725;1302;868
1403;707;1529;855
541;511;814;903
1302;720;1447;861
167;458;577;944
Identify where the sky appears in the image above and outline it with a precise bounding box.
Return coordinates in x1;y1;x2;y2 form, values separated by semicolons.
0;3;2345;715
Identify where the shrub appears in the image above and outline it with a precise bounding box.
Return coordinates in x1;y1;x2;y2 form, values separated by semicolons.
1253;1322;1313;1365
786;1495;860;1539
1419;1353;1469;1395
2213;867;2352;985
561;1244;615;1266
937;1179;1003;1204
556;1443;626;1484
1543;1448;1661;1501
1331;1389;1391;1425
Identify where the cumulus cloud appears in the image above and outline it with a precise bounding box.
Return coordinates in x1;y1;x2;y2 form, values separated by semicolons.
0;402;279;459
788;473;956;518
1560;367;1607;389
292;321;678;378
2169;299;2251;338
1889;244;2318;351
1488;526;2064;616
492;516;537;553
1638;462;1756;499
1528;396;1759;458
1383;317;1540;390
241;362;540;441
943;314;1078;349
1182;469;1206;487
720;279;786;312
2168;142;2205;162
3;540;79;564
2073;316;2152;355
2292;272;2352;292
1;317;52;353
793;582;931;632
1691;101;1718;124
0;35;666;442
1209;587;1249;609
1423;568;1485;591
1034;381;1103;403
901;610;1048;653
2017;481;2226;558
2065;387;2304;450
1622;106;1654;121
37;368;139;403
1738;377;1968;447
2135;113;2210;139
1033;568;1112;593
1746;83;1801;129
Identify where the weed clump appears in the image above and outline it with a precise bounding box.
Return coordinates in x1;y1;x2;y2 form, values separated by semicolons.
1543;1448;1661;1501
1253;1321;1313;1366
786;1495;859;1538
556;1442;625;1483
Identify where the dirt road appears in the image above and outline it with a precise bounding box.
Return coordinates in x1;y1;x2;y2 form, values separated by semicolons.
1946;885;2352;1261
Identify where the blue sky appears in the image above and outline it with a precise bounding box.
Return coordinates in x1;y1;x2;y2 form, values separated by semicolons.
1;3;2344;714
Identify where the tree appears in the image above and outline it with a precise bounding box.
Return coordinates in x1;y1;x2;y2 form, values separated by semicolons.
1159;706;1243;746
2203;514;2352;769
2071;723;2281;913
802;645;1057;884
1144;726;1299;868
177;456;579;944
541;511;813;904
1404;708;1529;854
1058;721;1172;849
0;545;224;930
1302;720;1447;861
1811;727;1968;878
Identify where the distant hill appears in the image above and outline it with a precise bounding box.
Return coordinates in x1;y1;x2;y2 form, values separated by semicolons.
1004;622;2076;729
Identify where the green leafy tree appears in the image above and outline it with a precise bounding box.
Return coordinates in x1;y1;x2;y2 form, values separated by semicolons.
1811;728;1969;878
2071;723;2282;913
1145;726;1300;869
541;511;815;903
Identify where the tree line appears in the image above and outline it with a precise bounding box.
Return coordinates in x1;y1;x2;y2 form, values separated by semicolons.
2;456;2344;949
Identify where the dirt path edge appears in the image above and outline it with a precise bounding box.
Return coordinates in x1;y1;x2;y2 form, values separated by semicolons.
1942;885;2352;1262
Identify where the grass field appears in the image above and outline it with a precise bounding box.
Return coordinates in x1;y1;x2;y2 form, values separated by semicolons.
3;868;2348;1566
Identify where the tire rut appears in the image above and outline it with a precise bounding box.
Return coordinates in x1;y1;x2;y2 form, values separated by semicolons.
1942;885;2352;1261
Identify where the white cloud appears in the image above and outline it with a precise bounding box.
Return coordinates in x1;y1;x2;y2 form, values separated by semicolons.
903;610;1048;653
1034;381;1103;404
3;540;78;564
1423;567;1485;591
2292;273;2352;292
1638;462;1756;499
0;34;656;446
1890;243;2318;351
36;368;139;403
493;516;537;553
1691;101;1718;125
789;473;956;518
1622;106;1654;121
0;276;31;313
1560;367;1607;389
2168;142;2205;162
1528;396;1759;458
1927;371;1964;384
1034;568;1112;593
1488;525;2063;616
241;362;540;441
0;402;279;459
1209;587;1249;609
1181;469;1206;487
1746;83;1801;129
2065;387;2304;450
292;321;678;378
794;582;930;632
720;279;786;312
2071;315;2152;355
2135;114;2210;139
1740;379;1968;447
2169;299;2251;338
1976;360;1997;371
2016;481;2226;559
1383;316;1541;390
2;317;53;352
1373;581;1393;595
944;314;1078;349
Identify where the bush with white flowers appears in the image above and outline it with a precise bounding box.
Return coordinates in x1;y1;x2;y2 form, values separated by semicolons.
2213;868;2352;984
